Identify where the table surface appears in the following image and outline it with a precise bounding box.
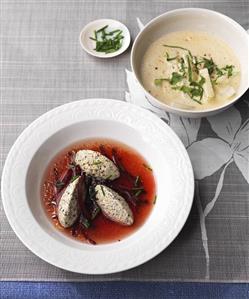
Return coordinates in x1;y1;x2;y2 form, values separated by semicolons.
1;0;249;285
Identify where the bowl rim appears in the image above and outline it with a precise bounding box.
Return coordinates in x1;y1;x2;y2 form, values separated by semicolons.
131;8;249;115
79;18;131;58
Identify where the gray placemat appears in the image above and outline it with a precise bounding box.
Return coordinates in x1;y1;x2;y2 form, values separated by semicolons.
1;0;248;282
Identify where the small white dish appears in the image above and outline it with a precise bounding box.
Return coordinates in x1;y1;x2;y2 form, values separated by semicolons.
1;99;194;274
79;19;131;58
131;8;249;118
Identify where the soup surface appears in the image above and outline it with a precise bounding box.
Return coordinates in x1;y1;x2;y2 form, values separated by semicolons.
41;138;156;245
141;31;240;110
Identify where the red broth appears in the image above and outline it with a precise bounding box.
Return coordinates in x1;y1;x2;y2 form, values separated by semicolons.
41;138;156;244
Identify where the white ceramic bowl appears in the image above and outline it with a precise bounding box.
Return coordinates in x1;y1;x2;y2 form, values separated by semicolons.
1;99;194;274
79;19;131;58
131;8;249;118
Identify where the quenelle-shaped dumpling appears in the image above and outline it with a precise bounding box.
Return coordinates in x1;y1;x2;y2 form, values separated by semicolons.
75;150;120;180
57;177;81;228
95;185;134;226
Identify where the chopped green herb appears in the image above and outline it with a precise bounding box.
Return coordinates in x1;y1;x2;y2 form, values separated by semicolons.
134;190;143;197
172;86;199;103
96;25;108;33
157;45;235;103
216;67;224;77
212;69;223;84
91;206;100;220
154;78;168;86
93;160;102;165
106;174;113;180
134;175;140;187
114;31;123;39
186;55;193;82
163;44;193;58
198;76;206;86
80;217;91;229
196;57;213;70
100;185;105;196
94;30;97;40
192;56;198;65
70;175;79;182
173;75;205;105
106;29;121;35
179;58;186;74
153;195;157;204
165;52;178;61
55;180;64;188
90;25;124;54
143;163;152;171
170;72;184;85
196;58;235;81
191;56;200;73
223;65;234;78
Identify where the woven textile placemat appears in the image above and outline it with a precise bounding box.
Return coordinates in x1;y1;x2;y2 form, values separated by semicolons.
1;0;248;281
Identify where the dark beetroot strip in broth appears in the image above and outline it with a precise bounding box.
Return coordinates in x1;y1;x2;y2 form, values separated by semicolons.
41;138;156;244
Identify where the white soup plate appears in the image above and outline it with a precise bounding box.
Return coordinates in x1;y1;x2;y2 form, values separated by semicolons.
1;99;194;274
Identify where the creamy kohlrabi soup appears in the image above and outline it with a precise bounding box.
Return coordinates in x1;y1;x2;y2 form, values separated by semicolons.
141;31;240;110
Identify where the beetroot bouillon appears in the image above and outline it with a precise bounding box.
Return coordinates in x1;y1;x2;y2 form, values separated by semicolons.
41;138;156;244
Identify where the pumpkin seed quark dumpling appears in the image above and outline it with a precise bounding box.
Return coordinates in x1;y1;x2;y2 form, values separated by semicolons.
57;177;81;228
95;185;134;226
75;150;120;180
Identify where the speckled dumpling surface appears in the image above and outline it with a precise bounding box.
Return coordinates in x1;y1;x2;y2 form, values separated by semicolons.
95;185;134;226
75;150;120;180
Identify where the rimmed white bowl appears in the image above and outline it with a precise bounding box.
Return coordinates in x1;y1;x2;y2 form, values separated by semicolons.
131;8;249;118
79;19;131;58
1;99;194;274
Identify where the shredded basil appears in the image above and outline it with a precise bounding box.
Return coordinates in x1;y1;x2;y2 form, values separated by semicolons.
143;163;153;171
170;72;184;85
134;175;140;187
80;216;91;229
90;25;124;54
186;55;193;82
155;45;235;104
106;174;113;180
223;65;234;78
163;44;193;58
173;76;205;104
154;78;168;86
202;57;216;75
96;25;108;33
165;52;178;61
100;185;105;196
212;65;235;84
134;190;143;197
70;175;79;182
55;181;64;188
179;58;186;75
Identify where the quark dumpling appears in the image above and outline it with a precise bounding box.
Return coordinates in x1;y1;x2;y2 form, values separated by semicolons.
95;185;134;226
57;177;81;228
75;150;120;180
